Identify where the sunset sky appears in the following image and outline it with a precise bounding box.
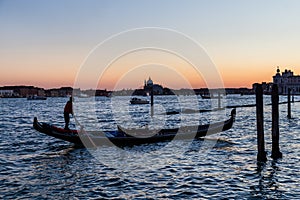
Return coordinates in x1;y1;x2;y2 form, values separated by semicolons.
1;0;300;90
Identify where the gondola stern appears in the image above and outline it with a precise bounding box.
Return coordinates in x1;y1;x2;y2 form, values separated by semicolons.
230;108;236;121
33;117;39;130
33;117;38;127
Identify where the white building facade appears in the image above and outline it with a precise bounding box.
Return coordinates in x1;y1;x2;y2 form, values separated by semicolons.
273;68;300;95
0;90;14;97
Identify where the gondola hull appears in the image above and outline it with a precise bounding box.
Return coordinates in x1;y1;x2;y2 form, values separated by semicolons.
33;109;236;147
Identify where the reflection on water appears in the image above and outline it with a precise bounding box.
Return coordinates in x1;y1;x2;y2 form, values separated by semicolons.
250;161;284;199
1;95;300;199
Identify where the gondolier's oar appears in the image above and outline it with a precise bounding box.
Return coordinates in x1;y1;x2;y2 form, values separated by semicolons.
73;114;83;129
73;115;97;148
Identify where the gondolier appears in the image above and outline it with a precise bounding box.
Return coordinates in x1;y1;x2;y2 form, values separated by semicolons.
64;97;73;130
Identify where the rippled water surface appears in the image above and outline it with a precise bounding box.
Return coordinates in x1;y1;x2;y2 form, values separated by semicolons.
1;95;300;199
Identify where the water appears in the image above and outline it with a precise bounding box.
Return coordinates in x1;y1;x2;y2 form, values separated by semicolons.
1;95;300;199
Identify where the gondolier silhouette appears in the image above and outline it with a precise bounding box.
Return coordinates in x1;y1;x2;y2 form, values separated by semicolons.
64;97;73;130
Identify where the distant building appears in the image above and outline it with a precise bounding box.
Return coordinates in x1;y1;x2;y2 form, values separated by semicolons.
252;82;272;94
273;67;300;94
0;89;14;97
143;77;163;95
0;86;45;97
45;87;80;97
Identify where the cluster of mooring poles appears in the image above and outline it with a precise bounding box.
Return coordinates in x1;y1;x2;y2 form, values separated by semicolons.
256;84;285;162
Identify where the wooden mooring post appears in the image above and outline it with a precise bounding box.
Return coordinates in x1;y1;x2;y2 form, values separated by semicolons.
287;88;291;119
271;84;282;159
256;84;267;162
150;86;154;117
218;92;221;109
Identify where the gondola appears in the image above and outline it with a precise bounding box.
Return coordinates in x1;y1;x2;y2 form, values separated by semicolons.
27;95;47;100
33;109;236;147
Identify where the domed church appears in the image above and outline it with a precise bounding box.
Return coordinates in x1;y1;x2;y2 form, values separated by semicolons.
143;77;163;95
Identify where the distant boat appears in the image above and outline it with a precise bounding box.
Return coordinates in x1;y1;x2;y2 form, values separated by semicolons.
200;94;223;99
77;93;90;98
27;95;47;100
130;97;149;104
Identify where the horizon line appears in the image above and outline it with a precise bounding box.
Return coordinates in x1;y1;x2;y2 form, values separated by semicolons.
0;84;259;91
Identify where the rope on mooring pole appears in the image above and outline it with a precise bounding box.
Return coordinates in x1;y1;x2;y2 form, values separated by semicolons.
256;84;267;162
271;84;282;159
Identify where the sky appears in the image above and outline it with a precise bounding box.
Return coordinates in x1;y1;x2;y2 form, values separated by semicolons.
1;0;300;90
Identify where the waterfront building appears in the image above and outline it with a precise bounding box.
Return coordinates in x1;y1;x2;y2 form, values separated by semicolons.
0;86;45;97
45;87;80;97
0;89;14;97
273;67;300;95
252;82;272;94
143;77;163;95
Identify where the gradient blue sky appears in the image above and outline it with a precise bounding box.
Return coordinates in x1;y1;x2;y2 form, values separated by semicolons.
1;0;300;89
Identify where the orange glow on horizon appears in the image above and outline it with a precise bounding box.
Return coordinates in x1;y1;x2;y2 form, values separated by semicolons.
96;49;223;90
0;48;290;90
0;66;277;90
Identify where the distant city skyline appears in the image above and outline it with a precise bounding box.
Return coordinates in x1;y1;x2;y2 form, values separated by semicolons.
0;67;296;91
1;1;300;90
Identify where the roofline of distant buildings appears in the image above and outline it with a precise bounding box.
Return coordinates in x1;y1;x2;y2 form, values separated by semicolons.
0;84;258;98
3;67;300;98
3;67;300;97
